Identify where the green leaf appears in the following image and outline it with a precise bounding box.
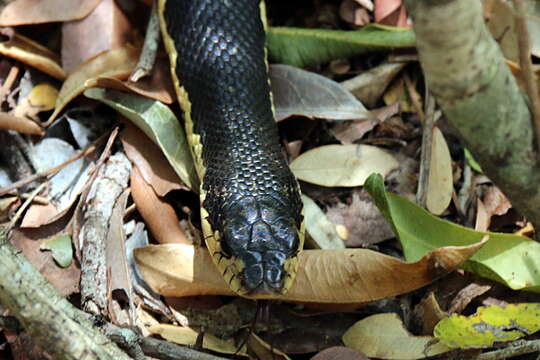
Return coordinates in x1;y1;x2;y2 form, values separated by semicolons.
434;303;540;349
40;234;73;268
464;148;482;172
267;25;416;68
84;88;198;190
365;173;540;293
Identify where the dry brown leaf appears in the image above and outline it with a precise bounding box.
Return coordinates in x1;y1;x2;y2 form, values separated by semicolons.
0;29;65;80
0;0;100;26
325;190;395;247
426;126;453;215
87;57;175;104
48;45;139;124
414;292;448;335
0;112;43;135
9;226;80;297
135;239;485;303
475;198;490;232
248;333;290;360
312;346;369;360
146;323;247;356
483;186;511;217
120;123;182;196
447;283;492;314
61;0;133;73
131;166;189;245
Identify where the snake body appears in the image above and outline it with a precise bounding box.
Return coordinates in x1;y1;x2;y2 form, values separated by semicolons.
158;0;304;296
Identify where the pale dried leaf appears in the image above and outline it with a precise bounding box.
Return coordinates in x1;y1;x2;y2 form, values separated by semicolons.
426;127;453;215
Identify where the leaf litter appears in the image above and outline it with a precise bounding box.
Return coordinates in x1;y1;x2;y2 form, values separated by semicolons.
0;1;539;359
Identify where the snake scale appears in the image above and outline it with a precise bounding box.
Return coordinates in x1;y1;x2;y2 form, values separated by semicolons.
157;0;304;296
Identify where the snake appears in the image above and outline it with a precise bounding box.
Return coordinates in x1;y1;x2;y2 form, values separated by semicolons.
157;0;304;296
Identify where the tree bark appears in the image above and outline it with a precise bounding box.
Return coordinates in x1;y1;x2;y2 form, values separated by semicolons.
405;0;540;229
0;227;130;359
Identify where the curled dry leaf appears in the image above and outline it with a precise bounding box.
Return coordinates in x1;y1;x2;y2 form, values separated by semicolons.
290;144;398;187
426;126;453;215
135;239;485;303
130;166;189;245
0;112;43;135
0;29;65;80
269;64;370;121
87;57;175;104
48;45;140;123
0;0;101;26
343;313;451;359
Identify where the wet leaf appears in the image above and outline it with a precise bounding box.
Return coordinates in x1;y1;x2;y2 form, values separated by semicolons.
365;173;540;293
343;313;451;359
135;239;484;303
48;45;139;123
290;144;398;187
434;303;540;348
426;126;453;215
267;25;415;68
302;194;345;249
270;64;369;121
40;234;72;268
85;88;198;190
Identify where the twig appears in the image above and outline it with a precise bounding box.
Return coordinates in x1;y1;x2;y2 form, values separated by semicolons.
476;339;540;360
8;182;47;231
0;130;110;196
0;64;19;103
416;89;437;207
130;1;160;82
514;0;540;159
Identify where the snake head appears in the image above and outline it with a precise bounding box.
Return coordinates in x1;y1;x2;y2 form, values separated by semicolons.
216;194;303;296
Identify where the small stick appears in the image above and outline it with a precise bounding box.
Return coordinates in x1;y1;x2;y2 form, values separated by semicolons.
8;182;47;231
416;89;437;207
514;0;540;159
0;131;110;196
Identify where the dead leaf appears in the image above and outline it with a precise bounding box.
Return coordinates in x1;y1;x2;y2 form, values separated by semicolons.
48;45;140;124
61;0;133;73
302;194;346;249
0;29;65;80
0;112;44;135
0;0;101;26
130;166;189;245
426;126;453;215
290;144;398;187
312;346;369;360
482;185;511;217
135;239;485;303
325;190;395;247
87;57;175;104
120;123;182;197
270;64;370;121
343;313;451;359
14;82;58;119
413;292;448;335
447;283;492;314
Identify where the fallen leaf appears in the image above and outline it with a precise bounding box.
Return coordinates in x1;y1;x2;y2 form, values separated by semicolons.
290;144;398;187
130;166;189;245
39;234;73;268
302;194;345;249
365;173;540;293
0;29;65;80
0;112;44;135
61;0;133;73
48;45;139;123
120;123;182;197
146;323;247;356
0;0;101;26
270;64;369;121
14;82;58;119
434;303;540;348
426;126;453;215
267;25;415;68
343;313;451;359
312;346;369;360
135;239;484;303
85;88;198;190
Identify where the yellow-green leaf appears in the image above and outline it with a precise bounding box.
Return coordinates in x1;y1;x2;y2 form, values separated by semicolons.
40;234;73;268
434;303;540;348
